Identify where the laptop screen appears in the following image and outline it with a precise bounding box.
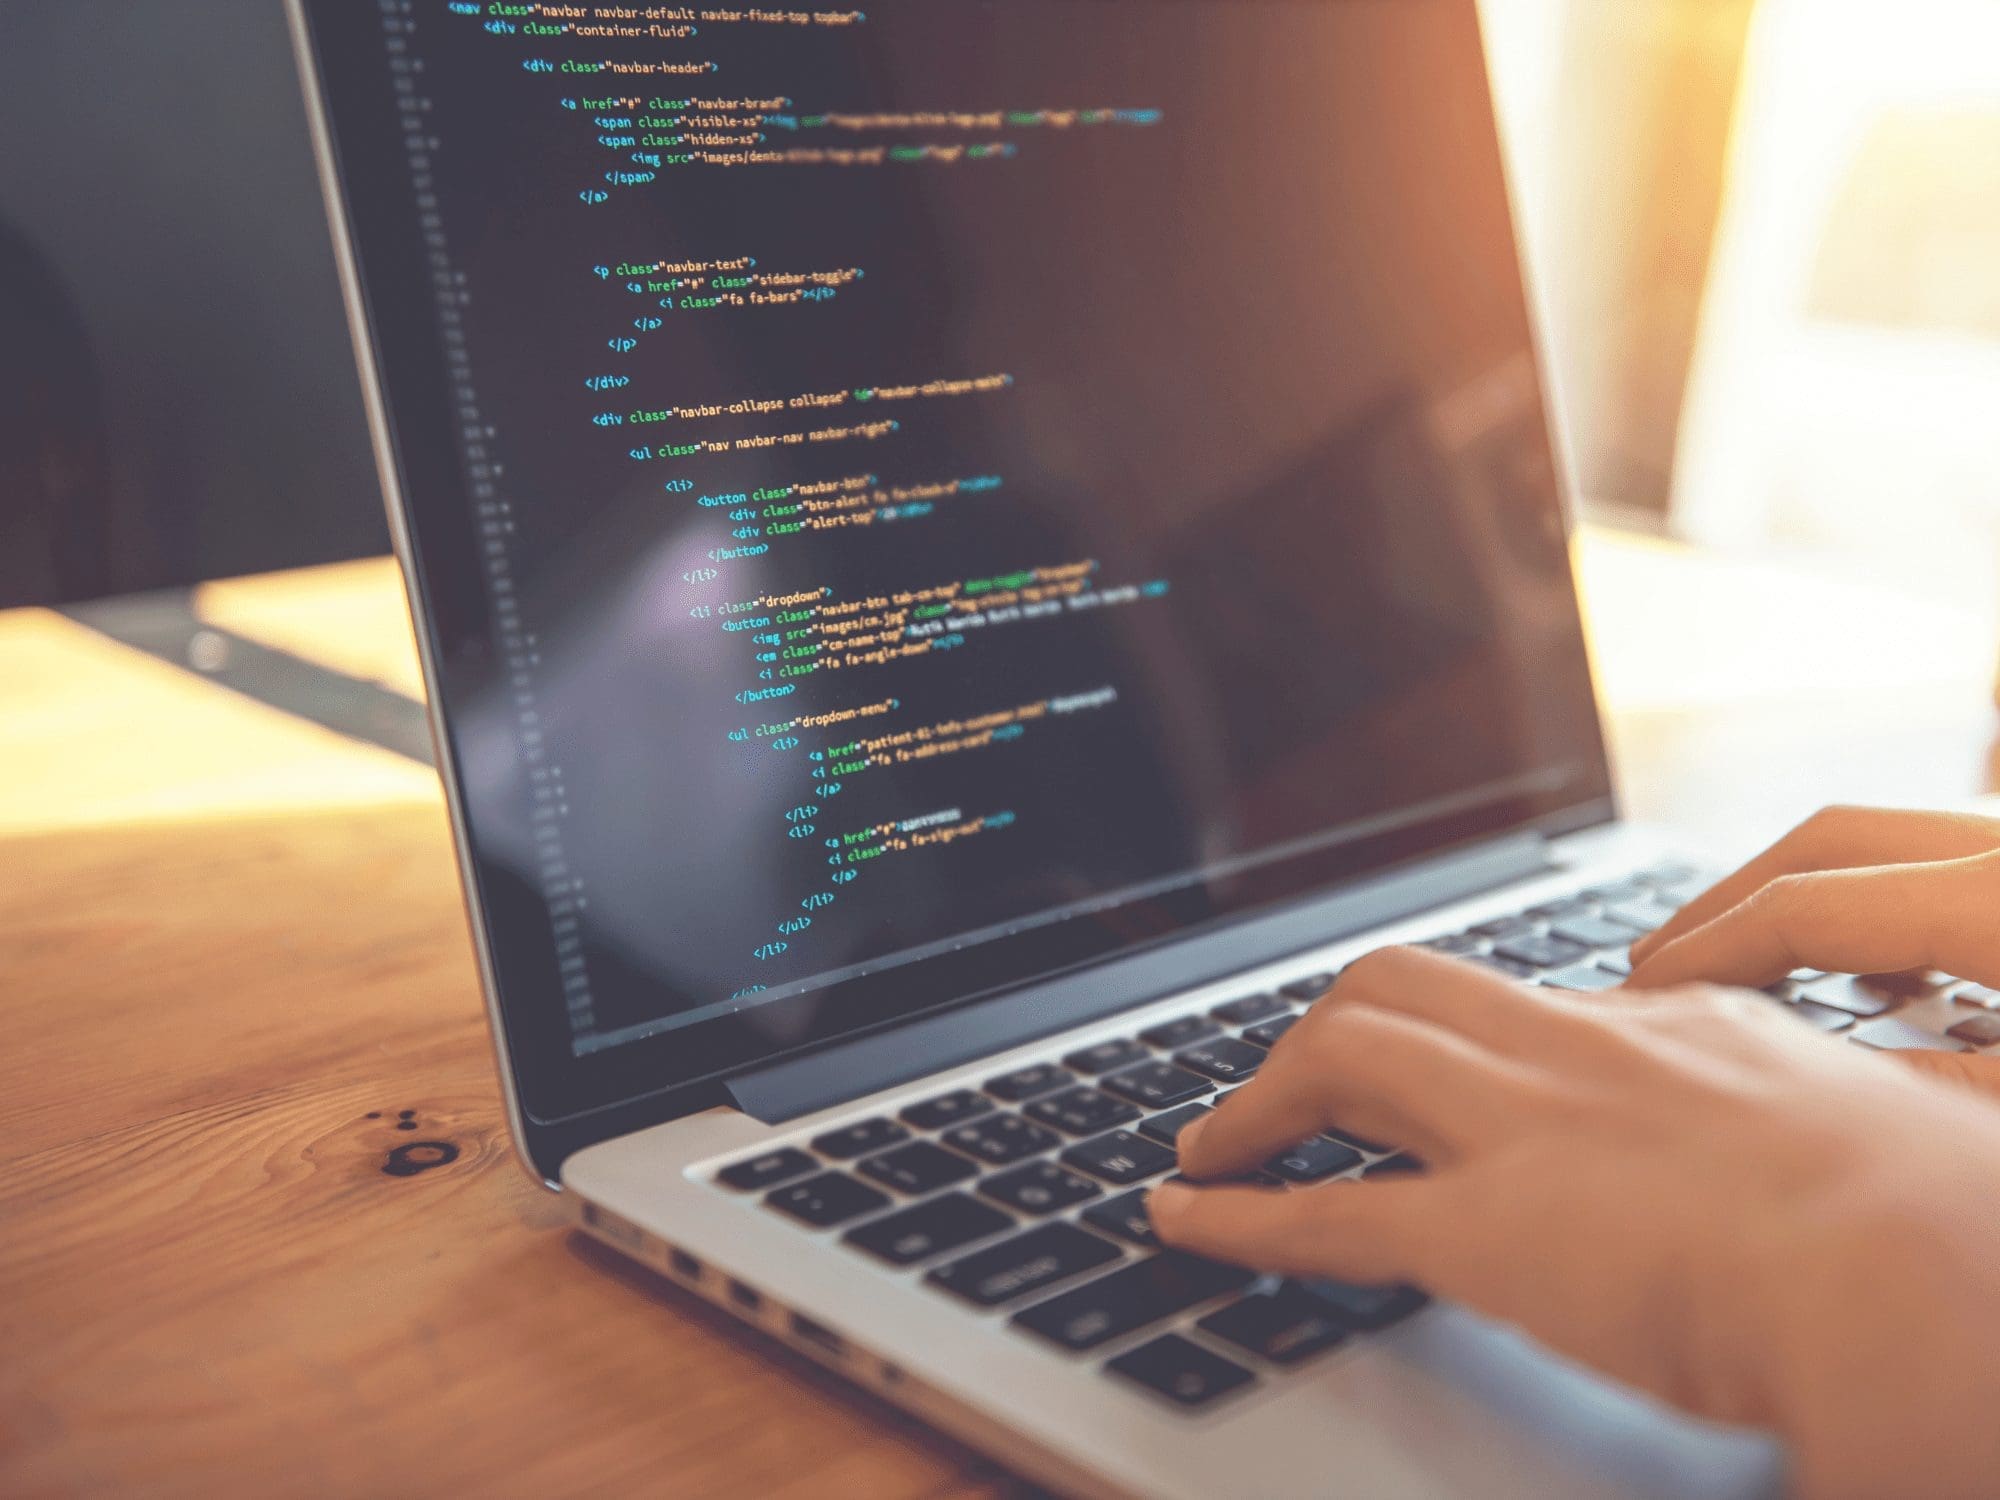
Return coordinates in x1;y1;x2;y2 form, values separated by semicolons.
300;0;1611;1124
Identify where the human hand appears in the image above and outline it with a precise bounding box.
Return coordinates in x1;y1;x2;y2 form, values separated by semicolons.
1628;805;2000;1093
1150;946;2000;1500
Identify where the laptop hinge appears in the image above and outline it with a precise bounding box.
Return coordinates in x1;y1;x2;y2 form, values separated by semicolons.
724;829;1555;1124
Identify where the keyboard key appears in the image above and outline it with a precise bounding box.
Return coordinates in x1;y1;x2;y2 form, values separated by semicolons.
1789;968;1830;983
1013;1252;1254;1351
1174;1037;1266;1083
1468;914;1533;939
1265;1136;1364;1183
1788;999;1856;1032
1300;1277;1429;1330
1199;1285;1350;1365
1137;1101;1213;1147
1280;970;1340;999
716;1147;818;1191
1363;1152;1426;1179
1213;991;1288;1025
1062;1037;1150;1075
1139;1014;1222;1050
984;1062;1074;1102
980;1160;1102;1214
766;1172;893;1228
844;1192;1014;1265
1081;1188;1158;1246
812;1117;911;1160
1583;879;1650;904
1025;1085;1141;1136
1548;916;1642;951
1105;1334;1256;1408
1242;1013;1299;1048
1525;898;1594;921
1470;954;1535;980
1420;933;1482;955
857;1141;980;1195
927;1222;1121;1307
1636;862;1700;888
1492;934;1591;970
1849;1017;1963;1053
1062;1129;1177;1186
1949;1013;2000;1047
1597;951;1634;978
1797;975;1894;1019
1601;900;1677;935
1325;1125;1391;1154
1102;1061;1214;1109
900;1089;994;1131
1952;983;2000;1010
943;1112;1060;1166
1541;963;1622;994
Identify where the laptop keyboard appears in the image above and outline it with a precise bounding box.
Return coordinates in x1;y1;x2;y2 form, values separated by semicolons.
707;859;1999;1411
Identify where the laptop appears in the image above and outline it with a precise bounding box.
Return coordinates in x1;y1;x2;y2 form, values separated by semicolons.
289;3;1792;1494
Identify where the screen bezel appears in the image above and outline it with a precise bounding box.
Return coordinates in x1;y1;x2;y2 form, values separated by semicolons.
295;0;1618;1135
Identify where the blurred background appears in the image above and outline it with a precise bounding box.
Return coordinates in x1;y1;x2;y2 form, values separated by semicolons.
3;0;1997;842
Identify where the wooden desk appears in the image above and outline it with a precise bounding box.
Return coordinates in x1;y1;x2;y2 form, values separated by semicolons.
2;534;1994;1497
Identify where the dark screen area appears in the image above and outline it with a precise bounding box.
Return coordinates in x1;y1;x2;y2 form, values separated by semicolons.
307;0;1610;1118
0;0;384;608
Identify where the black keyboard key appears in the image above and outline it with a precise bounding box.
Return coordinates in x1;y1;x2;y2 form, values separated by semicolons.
1212;991;1288;1025
1062;1129;1177;1186
717;1147;818;1191
1105;1334;1256;1408
1139;1014;1222;1050
1080;1188;1158;1246
1174;1037;1266;1083
1470;953;1535;980
1137;1101;1213;1147
1636;862;1700;888
1548;916;1644;951
1541;963;1621;994
1492;934;1591;970
856;1140;981;1195
980;1160;1102;1214
1421;933;1482;955
1849;1017;1963;1053
1265;1136;1364;1183
943;1112;1060;1166
1301;1277;1429;1330
900;1089;994;1131
1013;1252;1254;1351
1597;951;1634;977
1467;914;1533;939
766;1172;893;1228
1199;1285;1351;1365
1062;1037;1150;1075
1601;899;1677;935
1102;1061;1214;1109
984;1062;1074;1102
812;1117;911;1160
1324;1125;1390;1154
927;1222;1121;1307
1363;1152;1426;1179
1583;879;1650;904
1525;897;1593;921
1949;1013;2000;1047
1025;1085;1141;1136
843;1192;1014;1265
1242;1013;1300;1049
1279;970;1340;1000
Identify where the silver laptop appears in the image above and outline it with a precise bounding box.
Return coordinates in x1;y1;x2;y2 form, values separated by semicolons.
291;3;1789;1494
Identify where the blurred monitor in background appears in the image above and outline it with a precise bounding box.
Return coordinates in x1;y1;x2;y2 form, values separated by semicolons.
0;0;382;610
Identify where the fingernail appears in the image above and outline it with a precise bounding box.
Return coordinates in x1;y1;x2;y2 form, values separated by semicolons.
1148;1181;1192;1225
1175;1114;1210;1162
